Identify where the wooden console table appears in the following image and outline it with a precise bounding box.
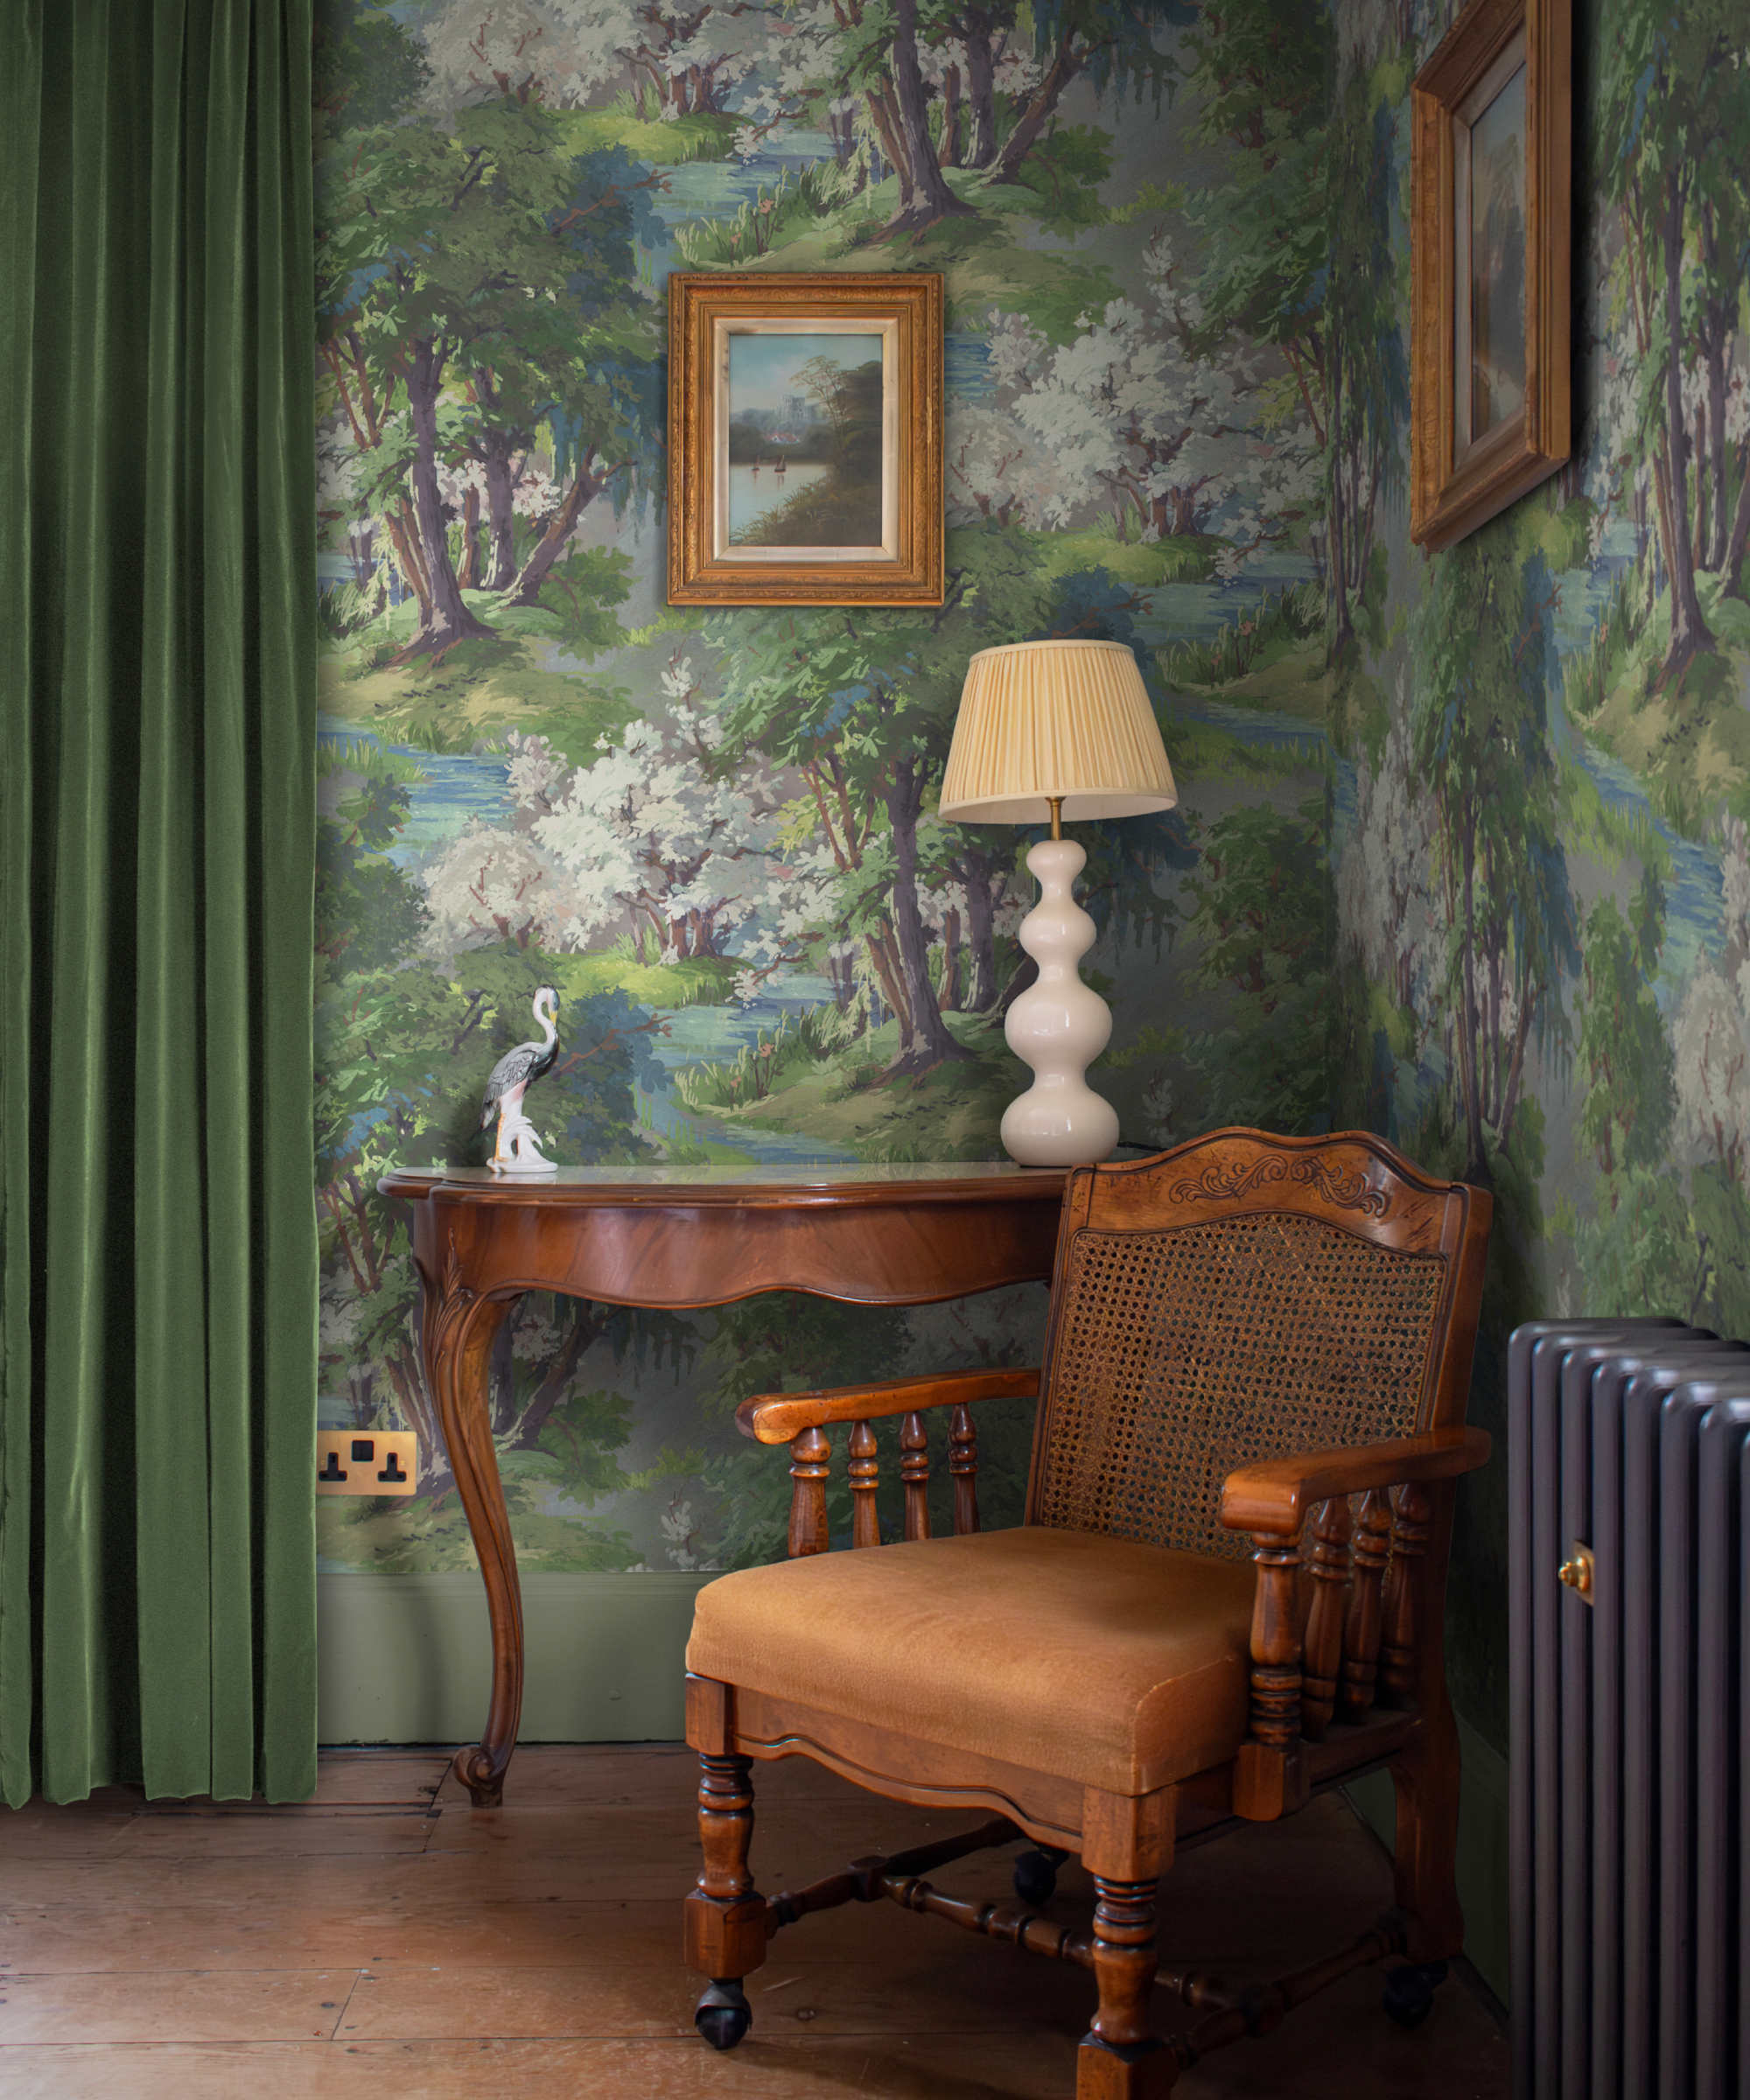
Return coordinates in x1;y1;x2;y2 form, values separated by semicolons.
376;1163;1069;1805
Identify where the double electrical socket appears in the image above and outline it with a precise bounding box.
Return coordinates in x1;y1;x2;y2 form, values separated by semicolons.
316;1431;418;1497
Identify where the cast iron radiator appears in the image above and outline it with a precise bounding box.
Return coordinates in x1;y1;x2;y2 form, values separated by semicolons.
1509;1318;1750;2100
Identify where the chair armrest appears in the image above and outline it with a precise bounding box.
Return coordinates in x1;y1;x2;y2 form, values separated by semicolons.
1224;1424;1489;1821
736;1368;1040;1446
1219;1425;1492;1536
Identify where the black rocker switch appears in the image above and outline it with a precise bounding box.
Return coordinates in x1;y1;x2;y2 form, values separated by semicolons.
377;1448;409;1484
351;1438;374;1463
318;1450;347;1482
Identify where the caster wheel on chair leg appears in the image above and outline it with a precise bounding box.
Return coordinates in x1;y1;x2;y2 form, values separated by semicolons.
1382;1960;1448;2029
696;1978;752;2050
1013;1845;1067;1906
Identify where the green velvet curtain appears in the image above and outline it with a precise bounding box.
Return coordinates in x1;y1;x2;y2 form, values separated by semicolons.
1;0;318;1805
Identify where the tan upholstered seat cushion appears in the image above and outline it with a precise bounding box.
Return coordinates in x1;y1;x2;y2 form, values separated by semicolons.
685;1525;1257;1797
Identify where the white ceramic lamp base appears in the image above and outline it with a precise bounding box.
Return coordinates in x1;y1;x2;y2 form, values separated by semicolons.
1001;839;1120;1167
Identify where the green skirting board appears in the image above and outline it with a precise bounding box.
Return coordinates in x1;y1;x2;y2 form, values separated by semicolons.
319;1572;1509;2006
317;1571;718;1746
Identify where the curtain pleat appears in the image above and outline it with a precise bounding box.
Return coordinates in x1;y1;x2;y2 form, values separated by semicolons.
0;0;318;1806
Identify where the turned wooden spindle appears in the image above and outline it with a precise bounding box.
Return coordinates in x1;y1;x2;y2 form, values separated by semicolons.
683;1749;769;1989
848;1418;880;1549
1245;1537;1305;1749
948;1404;980;1535
695;1752;757;1901
1380;1480;1432;1704
1088;1876;1163;2053
1232;1534;1309;1819
900;1410;931;1541
787;1425;830;1558
1339;1486;1393;1721
1300;1496;1351;1740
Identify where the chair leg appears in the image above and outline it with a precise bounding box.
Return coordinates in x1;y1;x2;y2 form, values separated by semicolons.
1387;1701;1465;1964
684;1751;766;2050
1076;1875;1179;2098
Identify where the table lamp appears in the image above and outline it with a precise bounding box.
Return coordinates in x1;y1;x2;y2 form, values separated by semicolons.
938;638;1178;1166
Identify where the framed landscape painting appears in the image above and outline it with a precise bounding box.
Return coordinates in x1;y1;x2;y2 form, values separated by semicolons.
1410;0;1570;549
668;273;944;606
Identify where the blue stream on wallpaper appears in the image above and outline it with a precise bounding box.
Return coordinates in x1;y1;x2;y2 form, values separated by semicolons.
1566;742;1718;999
1553;520;1642;653
1133;551;1317;649
319;716;512;862
639;979;861;1165
320;714;859;1164
1547;518;1720;998
646;133;840;234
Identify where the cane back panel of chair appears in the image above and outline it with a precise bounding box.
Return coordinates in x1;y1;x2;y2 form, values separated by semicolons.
1032;1203;1448;1564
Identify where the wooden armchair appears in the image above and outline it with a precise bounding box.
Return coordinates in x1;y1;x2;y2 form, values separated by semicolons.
681;1129;1492;2096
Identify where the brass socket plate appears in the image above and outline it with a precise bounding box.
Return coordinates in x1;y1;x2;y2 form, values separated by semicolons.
317;1431;417;1496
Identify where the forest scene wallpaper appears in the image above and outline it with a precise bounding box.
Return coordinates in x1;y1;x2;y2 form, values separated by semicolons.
312;0;1750;1751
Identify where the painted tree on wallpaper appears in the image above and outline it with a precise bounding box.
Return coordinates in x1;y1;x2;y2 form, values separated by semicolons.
1595;0;1750;690
301;0;1750;1807
312;0;1750;1628
1321;0;1750;1291
1317;0;1750;1740
311;0;1341;1576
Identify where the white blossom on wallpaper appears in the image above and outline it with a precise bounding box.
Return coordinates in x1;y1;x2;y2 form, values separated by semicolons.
308;0;1340;1578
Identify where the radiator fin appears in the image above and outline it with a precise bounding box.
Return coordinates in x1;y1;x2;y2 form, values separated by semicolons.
1509;1320;1750;2100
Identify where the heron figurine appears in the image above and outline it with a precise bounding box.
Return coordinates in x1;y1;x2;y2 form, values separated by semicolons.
480;985;562;1175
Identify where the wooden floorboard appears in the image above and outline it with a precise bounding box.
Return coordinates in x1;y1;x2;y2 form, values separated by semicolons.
0;1745;1508;2097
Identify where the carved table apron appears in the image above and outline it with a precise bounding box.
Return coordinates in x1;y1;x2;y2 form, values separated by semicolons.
376;1163;1069;1805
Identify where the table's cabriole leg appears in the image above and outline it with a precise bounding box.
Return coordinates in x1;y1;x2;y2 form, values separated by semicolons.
421;1236;523;1807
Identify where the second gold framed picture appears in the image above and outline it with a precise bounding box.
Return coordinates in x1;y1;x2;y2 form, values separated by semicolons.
1410;0;1570;550
667;272;944;607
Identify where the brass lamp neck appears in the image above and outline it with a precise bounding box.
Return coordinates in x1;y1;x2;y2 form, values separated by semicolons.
1047;796;1064;842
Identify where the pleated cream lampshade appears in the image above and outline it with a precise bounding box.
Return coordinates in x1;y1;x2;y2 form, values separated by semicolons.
938;638;1177;823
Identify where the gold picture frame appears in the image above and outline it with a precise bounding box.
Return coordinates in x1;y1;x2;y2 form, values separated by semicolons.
1410;0;1570;550
667;272;944;607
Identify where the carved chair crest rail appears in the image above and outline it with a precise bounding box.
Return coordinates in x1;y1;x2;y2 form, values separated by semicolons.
681;1129;1493;2096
